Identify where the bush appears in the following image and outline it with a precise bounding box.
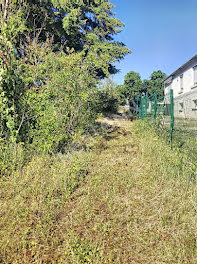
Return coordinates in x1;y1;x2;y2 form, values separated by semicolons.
28;51;100;153
95;77;120;114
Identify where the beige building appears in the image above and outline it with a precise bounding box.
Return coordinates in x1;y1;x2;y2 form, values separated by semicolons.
164;55;197;119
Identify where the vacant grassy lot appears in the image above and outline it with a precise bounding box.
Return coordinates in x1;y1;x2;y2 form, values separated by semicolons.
0;118;197;263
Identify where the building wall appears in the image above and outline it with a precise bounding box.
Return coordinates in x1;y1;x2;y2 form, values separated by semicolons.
165;59;197;98
164;59;197;119
173;89;197;119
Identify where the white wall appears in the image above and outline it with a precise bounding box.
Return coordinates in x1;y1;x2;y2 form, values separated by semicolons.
164;59;197;98
173;89;197;119
164;59;197;118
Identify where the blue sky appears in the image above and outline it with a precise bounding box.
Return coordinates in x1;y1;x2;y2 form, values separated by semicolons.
112;0;197;84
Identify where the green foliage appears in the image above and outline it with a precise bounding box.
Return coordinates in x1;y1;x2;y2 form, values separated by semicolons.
0;139;29;178
0;2;27;144
4;0;131;78
0;0;131;175
67;237;101;263
116;70;166;106
96;77;120;113
142;70;166;97
114;84;128;105
120;71;142;101
29;51;99;153
53;0;131;76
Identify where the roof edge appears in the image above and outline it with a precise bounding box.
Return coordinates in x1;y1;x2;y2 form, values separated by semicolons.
164;54;197;83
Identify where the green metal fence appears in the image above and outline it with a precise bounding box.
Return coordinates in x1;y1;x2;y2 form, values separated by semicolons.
136;90;174;148
137;89;197;158
136;89;197;177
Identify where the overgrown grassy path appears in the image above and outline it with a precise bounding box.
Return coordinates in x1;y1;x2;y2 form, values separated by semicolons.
54;118;197;263
1;118;197;263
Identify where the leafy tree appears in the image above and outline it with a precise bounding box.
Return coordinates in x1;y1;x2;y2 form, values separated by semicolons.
141;79;152;94
0;1;27;142
119;71;142;101
0;0;131;172
2;0;131;78
52;0;131;77
147;70;166;97
124;71;142;99
132;70;166;98
0;0;131;140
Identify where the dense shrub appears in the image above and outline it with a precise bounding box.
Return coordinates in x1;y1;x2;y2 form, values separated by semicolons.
0;0;130;175
26;51;100;153
0;45;101;172
95;78;120;114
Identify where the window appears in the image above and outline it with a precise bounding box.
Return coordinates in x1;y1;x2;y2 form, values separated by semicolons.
193;66;197;85
192;99;197;111
179;102;183;112
180;74;183;92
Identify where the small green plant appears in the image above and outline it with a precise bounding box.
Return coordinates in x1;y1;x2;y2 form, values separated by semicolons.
67;237;101;263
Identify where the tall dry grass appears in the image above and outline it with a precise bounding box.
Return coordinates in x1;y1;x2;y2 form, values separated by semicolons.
0;119;197;263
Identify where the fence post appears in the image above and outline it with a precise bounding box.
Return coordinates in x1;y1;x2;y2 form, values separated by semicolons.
170;89;174;148
145;93;148;117
154;91;157;123
136;95;140;118
140;94;144;120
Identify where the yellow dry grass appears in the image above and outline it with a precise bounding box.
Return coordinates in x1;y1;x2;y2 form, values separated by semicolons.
0;118;197;263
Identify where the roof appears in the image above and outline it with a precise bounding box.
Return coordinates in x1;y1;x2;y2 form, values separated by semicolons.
164;54;197;83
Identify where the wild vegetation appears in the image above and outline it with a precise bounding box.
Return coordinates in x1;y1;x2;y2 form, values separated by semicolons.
114;69;166;114
0;0;131;174
1;1;197;263
1;118;197;263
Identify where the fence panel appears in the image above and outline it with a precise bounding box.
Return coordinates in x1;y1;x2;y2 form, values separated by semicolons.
137;90;174;146
137;89;197;163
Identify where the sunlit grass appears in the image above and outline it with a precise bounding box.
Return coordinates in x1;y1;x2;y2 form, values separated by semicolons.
1;118;197;263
